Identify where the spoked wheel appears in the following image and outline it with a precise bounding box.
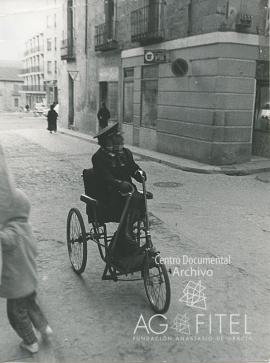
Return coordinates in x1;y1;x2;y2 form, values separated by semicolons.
67;208;87;274
143;254;171;313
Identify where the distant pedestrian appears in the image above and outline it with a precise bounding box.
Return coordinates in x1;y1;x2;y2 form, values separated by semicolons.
25;104;30;112
97;102;110;129
0;145;53;354
47;104;58;133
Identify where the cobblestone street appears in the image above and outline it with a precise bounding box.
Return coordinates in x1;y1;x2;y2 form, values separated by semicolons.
0;115;269;363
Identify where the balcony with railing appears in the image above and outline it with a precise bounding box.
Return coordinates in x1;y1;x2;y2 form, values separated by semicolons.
95;21;119;51
131;0;165;44
24;46;43;57
21;85;46;93
20;66;44;74
61;38;76;61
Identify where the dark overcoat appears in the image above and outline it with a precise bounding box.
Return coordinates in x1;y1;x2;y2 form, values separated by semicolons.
47;109;57;131
91;147;142;220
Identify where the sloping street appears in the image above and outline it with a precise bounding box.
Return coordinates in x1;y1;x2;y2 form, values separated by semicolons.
0;114;269;363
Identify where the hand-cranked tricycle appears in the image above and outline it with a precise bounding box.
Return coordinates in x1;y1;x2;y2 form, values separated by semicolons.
66;169;171;313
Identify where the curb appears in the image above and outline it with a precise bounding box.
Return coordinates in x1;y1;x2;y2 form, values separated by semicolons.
59;128;270;176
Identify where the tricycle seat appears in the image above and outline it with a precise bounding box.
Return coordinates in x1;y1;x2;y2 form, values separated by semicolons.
80;194;98;206
81;168;120;224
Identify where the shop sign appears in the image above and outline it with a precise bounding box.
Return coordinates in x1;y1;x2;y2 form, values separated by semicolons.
144;49;168;64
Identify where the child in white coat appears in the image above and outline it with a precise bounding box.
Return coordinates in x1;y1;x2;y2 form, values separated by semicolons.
0;145;52;354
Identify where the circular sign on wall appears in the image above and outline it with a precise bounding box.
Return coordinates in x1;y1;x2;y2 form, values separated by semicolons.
171;58;189;76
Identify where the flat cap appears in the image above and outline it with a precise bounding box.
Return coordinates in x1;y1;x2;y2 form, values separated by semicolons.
94;122;120;139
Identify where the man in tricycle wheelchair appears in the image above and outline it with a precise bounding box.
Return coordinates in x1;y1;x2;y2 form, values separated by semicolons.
85;123;150;260
67;122;171;313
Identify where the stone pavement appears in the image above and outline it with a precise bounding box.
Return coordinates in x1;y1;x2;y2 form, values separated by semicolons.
59;127;270;176
1;117;269;363
2;340;57;363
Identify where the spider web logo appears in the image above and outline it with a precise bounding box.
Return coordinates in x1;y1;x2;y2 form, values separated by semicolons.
179;280;207;310
171;313;190;335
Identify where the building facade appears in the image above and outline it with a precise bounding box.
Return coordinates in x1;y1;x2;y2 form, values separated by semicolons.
44;0;63;105
20;33;46;108
59;0;269;165
0;61;25;112
20;1;62;109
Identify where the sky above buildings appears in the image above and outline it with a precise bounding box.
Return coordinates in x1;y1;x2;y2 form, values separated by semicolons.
0;0;47;61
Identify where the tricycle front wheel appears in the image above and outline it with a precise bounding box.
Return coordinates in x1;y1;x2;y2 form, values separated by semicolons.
67;208;87;274
143;254;171;314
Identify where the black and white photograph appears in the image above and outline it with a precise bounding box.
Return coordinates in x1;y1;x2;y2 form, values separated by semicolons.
0;0;269;362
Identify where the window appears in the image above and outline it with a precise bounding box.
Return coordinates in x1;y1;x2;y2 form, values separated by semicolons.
14;98;19;107
107;82;118;120
47;38;52;51
47;15;52;28
187;0;193;35
47;61;52;74
13;84;19;93
104;0;114;39
123;68;134;124
67;0;74;42
85;0;88;54
141;65;158;128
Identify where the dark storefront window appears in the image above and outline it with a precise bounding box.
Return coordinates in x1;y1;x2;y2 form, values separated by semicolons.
252;60;270;157
253;84;270;131
100;81;118;121
141;65;158;128
253;61;270;132
123;68;134;124
108;82;118;120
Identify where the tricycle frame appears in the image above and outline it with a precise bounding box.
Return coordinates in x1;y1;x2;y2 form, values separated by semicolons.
66;171;171;313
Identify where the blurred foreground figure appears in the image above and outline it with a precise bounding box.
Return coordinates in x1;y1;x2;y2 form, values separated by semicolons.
0;145;53;354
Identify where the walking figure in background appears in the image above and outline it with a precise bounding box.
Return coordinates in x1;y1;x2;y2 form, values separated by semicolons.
0;145;53;354
47;104;58;133
25;104;30;112
97;102;110;129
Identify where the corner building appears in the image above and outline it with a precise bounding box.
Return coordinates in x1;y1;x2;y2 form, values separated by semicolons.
59;0;269;165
